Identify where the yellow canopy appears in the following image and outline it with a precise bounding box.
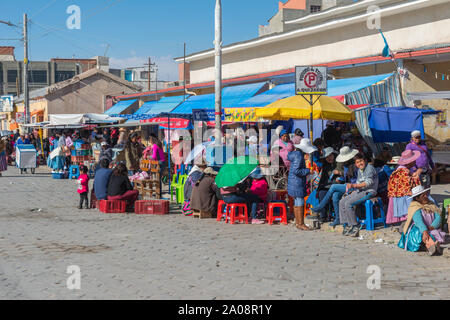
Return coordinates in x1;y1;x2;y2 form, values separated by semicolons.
255;95;355;122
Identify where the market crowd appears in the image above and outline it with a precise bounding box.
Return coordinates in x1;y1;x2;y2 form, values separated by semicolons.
0;123;448;257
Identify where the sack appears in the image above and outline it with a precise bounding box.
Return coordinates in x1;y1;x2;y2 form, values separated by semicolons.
398;224;423;252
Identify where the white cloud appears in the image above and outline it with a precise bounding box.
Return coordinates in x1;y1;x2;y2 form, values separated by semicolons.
109;55;179;81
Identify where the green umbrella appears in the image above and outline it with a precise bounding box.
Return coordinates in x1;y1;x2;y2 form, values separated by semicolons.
215;156;259;188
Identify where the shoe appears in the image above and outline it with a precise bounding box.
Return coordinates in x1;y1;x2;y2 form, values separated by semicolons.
251;219;265;225
78;206;83;210
348;225;361;238
342;225;351;236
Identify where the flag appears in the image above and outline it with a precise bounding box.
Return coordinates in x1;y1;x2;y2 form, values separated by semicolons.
379;29;391;58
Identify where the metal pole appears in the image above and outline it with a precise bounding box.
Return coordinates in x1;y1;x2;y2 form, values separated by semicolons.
214;0;222;142
168;114;171;199
183;43;186;102
148;57;151;91
309;95;314;140
23;13;30;131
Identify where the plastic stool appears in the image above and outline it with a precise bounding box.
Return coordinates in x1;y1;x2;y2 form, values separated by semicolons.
216;200;229;221
227;203;249;225
359;198;387;231
267;202;288;225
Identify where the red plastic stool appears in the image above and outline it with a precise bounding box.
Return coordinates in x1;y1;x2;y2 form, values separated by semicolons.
216;200;229;221
266;202;288;225
227;203;249;225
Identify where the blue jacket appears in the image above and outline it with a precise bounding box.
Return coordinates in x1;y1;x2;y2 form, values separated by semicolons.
94;168;113;200
287;150;311;199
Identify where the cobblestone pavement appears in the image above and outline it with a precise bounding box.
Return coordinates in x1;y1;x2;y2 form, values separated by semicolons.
0;167;449;300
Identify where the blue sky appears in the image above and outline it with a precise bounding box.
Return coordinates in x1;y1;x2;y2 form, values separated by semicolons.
0;0;280;81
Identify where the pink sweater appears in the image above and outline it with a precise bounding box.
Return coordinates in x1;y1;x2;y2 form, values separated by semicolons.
250;178;268;202
77;174;89;194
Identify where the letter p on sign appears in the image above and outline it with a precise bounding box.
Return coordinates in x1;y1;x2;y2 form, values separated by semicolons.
67;265;81;290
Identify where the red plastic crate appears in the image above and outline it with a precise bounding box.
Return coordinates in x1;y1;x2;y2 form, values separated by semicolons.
135;200;169;215
98;200;127;213
71;155;89;163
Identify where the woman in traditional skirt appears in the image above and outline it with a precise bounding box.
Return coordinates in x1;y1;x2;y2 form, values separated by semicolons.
386;150;421;225
0;136;8;176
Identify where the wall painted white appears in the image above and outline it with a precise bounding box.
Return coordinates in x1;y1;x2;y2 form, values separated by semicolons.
187;2;450;84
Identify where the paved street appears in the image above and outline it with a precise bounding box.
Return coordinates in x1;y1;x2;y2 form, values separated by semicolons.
0;166;449;300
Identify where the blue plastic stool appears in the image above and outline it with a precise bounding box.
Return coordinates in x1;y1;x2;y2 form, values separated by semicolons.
69;165;80;180
358;198;387;231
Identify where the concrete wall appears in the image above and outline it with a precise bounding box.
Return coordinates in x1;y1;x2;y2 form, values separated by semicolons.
189;2;450;84
403;61;450;144
46;74;138;115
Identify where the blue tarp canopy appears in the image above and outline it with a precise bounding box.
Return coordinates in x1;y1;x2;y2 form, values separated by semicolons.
125;96;187;122
368;106;441;143
104;99;137;116
172;82;267;114
237;73;394;108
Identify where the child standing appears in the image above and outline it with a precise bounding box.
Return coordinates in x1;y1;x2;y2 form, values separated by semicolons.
77;165;90;209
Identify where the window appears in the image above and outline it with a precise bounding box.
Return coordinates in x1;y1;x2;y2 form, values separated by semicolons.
140;71;149;80
310;5;321;13
55;70;75;83
28;70;47;83
7;70;18;83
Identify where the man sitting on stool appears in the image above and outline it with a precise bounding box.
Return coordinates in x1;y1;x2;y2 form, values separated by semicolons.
339;153;379;237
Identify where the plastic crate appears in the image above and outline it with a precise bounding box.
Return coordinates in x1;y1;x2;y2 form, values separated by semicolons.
71;155;90;163
98;200;127;214
135;200;169;215
72;150;90;156
52;172;68;179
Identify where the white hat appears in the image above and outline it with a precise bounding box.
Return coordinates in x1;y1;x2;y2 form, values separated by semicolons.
336;146;359;163
247;136;258;144
411;130;421;138
294;138;317;154
409;185;431;199
101;142;108;146
322;147;337;159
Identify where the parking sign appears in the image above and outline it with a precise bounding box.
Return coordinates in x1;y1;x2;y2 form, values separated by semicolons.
295;66;327;95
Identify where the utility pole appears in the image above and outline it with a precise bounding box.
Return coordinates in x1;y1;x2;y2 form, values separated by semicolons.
214;0;222;142
147;57;151;91
183;43;187;102
23;13;30;130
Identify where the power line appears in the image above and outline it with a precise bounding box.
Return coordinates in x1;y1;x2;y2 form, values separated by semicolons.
29;0;59;20
29;0;126;41
30;20;98;57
